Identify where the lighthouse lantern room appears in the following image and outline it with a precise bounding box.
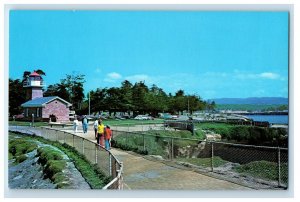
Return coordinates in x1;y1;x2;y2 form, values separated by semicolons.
23;71;44;101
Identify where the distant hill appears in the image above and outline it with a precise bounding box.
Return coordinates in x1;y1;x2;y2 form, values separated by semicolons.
209;97;288;105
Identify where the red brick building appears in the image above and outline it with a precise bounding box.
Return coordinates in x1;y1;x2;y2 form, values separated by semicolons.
21;71;72;122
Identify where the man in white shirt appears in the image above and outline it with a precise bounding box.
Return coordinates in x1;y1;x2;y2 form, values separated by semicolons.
93;119;99;139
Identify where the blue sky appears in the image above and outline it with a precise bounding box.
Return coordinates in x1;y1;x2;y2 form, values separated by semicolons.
9;11;289;99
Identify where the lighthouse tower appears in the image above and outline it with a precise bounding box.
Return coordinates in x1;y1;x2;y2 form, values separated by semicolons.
23;71;44;101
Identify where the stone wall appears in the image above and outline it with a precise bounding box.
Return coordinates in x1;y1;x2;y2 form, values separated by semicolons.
42;99;70;122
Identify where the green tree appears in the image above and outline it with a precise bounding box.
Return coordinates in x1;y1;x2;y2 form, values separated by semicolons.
44;84;70;101
9;78;26;116
61;73;85;111
132;81;149;114
89;88;108;114
119;80;133;113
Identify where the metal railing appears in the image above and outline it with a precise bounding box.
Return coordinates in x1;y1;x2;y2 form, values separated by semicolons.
9;125;123;190
112;130;288;189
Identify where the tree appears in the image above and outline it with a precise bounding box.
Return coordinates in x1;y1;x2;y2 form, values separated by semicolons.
132;81;149;114
119;80;133;113
61;73;85;111
22;71;31;82
44;84;70;102
9;78;26;115
146;84;168;116
89;88;108;113
172;90;186;114
35;69;46;76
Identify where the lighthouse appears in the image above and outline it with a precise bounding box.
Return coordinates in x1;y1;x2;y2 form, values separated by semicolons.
23;71;44;100
21;71;72;122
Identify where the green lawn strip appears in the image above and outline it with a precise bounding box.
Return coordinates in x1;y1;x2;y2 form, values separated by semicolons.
104;119;164;126
9;121;49;127
176;156;229;168
194;122;287;145
234;160;288;183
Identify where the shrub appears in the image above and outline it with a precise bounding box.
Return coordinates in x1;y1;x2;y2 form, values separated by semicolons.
15;154;27;163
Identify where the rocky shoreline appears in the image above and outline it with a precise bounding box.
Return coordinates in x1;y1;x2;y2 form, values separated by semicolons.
9;136;91;189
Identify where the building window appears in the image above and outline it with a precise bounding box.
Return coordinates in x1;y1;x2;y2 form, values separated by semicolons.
36;108;39;117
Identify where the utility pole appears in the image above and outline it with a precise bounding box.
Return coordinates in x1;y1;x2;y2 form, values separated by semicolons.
187;97;190;115
88;92;91;116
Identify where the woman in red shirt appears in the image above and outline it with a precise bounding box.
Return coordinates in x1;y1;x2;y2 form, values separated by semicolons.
104;125;112;150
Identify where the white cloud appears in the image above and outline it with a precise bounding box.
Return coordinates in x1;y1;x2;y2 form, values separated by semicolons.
234;71;281;80
107;72;122;79
259;72;280;79
104;72;122;83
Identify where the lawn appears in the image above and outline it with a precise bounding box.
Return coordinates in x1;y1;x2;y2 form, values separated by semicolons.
9;121;49;127
103;118;164;126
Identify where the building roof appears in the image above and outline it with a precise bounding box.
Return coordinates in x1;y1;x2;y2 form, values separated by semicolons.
21;96;72;107
29;71;41;77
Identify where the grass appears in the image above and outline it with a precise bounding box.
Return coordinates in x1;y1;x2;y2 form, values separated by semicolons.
103;118;164;126
194;122;287;146
113;130;205;158
176;156;229;168
9;121;49;127
216;104;288;111
9;132;111;189
34;137;111;189
9;135;38;163
234;160;288;184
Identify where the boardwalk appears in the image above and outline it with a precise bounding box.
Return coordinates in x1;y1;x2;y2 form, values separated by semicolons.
9;125;252;190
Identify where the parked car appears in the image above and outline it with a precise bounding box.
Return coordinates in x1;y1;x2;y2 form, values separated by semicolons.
14;114;24;119
134;115;154;120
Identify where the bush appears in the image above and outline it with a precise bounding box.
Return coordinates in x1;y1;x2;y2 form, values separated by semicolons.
15;154;27;163
235;160;288;184
9;137;38;158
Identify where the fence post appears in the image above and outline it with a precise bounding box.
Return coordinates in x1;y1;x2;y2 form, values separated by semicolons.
143;133;146;151
109;153;112;176
277;147;281;187
211;141;214;172
95;145;98;164
82;138;85;155
171;137;174;160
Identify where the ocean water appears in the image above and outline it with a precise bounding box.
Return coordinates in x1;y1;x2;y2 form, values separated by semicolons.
246;115;288;124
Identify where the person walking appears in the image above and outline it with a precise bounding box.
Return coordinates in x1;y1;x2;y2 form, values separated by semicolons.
82;115;88;133
97;119;105;147
73;117;79;133
93;119;99;139
104;125;112;150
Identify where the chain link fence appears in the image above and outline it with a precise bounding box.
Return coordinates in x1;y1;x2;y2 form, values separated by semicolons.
112;130;288;189
9;125;123;190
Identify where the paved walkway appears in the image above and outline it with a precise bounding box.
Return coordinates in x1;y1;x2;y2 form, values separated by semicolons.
10;125;252;190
